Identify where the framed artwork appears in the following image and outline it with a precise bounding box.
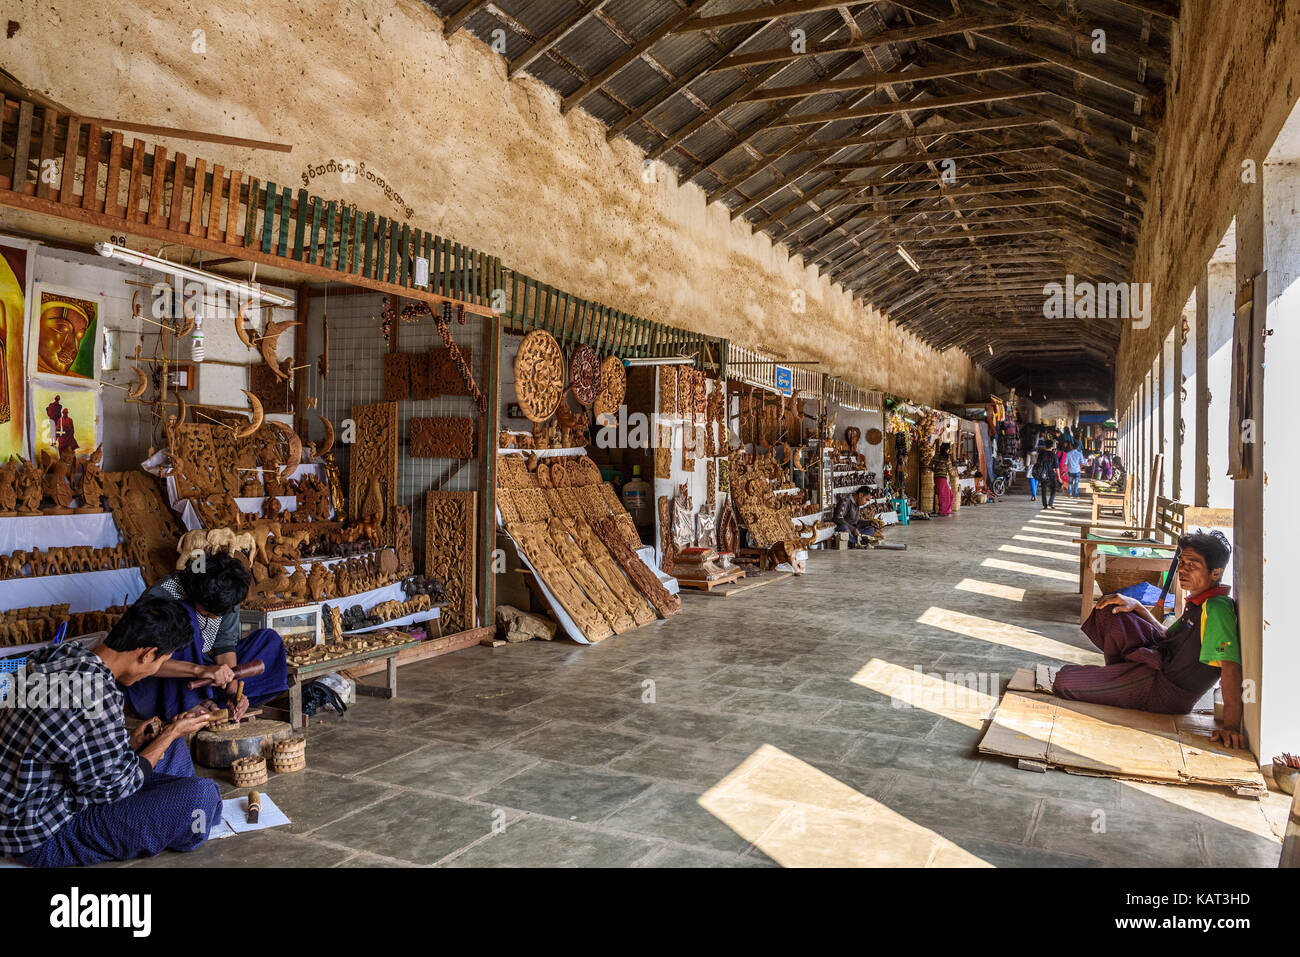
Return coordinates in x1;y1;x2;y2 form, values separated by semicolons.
28;379;101;461
27;282;105;385
0;242;29;460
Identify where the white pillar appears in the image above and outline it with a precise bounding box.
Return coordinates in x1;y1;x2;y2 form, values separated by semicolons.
1205;260;1235;509
1259;129;1300;763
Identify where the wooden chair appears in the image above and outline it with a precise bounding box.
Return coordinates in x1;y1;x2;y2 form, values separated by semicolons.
1075;494;1184;623
1090;471;1133;523
1071;454;1163;592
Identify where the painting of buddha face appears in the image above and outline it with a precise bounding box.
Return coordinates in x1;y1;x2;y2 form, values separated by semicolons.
29;284;101;384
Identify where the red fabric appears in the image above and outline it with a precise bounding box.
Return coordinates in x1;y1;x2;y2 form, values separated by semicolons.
935;476;954;516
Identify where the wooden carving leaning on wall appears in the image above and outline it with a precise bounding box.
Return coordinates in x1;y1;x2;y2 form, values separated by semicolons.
545;517;636;634
424;490;476;633
506;519;613;643
103;471;184;584
592;517;681;619
348;403;398;544
565;516;655;627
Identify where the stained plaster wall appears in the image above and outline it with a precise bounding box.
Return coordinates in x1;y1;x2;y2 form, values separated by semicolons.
2;0;997;409
1117;0;1300;406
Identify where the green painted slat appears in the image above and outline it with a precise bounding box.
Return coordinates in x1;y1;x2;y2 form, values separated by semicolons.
375;216;387;281
308;195;322;265
386;219;398;285
337;206;352;271
292;189;308;260
431;235;442;296
244;178;260;248
323;201;336;269
352;208;363;274
362;211;375;276
277;185;291;257
398;224;409;287
509;270;519;324
260;181;276;254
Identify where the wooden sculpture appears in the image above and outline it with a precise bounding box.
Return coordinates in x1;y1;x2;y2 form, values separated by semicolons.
259;319;302;381
0;462;16;516
40;450;76;514
74;444;105;512
16;459;46;514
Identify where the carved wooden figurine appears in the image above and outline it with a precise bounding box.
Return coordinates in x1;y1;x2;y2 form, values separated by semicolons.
74;444;106;513
15;459;43;515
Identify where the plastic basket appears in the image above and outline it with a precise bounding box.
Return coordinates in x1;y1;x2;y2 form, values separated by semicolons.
0;658;26;673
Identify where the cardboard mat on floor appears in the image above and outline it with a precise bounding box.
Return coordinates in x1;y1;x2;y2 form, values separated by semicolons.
978;668;1267;796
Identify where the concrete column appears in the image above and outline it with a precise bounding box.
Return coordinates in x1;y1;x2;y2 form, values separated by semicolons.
1259;134;1300;762
1235;177;1265;758
1162;330;1175;499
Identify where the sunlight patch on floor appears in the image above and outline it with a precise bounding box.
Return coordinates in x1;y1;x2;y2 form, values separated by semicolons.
698;744;991;867
982;557;1077;582
850;657;998;728
955;578;1025;601
1019;525;1076;537
917;606;1102;665
999;543;1077;563
1014;533;1080;547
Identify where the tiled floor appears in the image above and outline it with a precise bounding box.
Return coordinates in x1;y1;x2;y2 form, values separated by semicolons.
130;490;1290;867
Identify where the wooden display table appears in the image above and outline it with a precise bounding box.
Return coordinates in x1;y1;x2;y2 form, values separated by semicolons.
285;639;420;729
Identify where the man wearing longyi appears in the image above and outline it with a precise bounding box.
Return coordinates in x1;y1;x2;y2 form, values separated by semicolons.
125;550;288;722
0;597;222;867
1051;530;1245;749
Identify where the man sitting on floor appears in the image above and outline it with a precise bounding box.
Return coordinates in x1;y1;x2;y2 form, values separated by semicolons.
0;597;222;867
833;486;875;548
126;551;287;721
1052;530;1245;749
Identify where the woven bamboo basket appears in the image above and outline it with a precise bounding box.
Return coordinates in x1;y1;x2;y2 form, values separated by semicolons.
231;755;267;787
1096;569;1161;596
920;471;935;512
949;469;960;513
271;736;307;773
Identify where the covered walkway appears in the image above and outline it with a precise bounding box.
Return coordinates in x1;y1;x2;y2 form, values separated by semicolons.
130;491;1289;869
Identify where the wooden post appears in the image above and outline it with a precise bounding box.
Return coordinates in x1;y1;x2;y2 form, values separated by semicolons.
477;310;503;630
293;282;310;441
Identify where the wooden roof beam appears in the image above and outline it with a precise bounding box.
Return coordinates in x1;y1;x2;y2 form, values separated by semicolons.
742;55;1043;102
508;0;616;78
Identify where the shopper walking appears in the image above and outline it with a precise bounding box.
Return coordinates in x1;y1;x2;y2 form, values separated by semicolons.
932;442;955;516
1033;442;1060;508
1065;442;1084;498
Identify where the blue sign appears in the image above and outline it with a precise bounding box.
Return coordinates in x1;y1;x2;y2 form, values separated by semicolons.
774;365;793;396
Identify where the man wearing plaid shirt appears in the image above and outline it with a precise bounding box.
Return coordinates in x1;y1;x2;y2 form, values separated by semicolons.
0;597;221;866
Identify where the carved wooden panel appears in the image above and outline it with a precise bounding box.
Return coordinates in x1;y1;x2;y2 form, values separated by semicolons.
409;417;475;458
424;490;476;633
250;361;293;414
103;471;183;585
659;366;677;417
507;520;612;643
383;353;411;402
349;404;398;541
594;517;680;618
409;351;431;399
170;424;223;499
428;346;475;396
567;517;655;627
392;505;413;575
547;518;635;634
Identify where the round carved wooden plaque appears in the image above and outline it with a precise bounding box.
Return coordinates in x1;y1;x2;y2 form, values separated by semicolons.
515;330;565;422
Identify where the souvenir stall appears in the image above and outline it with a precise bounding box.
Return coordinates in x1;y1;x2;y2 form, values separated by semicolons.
821;376;891;534
721;345;832;573
0;106;509;716
489;284;730;641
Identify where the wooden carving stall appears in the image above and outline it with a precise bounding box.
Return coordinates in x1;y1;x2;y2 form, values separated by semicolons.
493;303;700;643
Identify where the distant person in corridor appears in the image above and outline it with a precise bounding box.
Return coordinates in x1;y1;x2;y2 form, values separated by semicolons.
833;486;875;547
1032;441;1059;509
1052;531;1245;747
932;442;955;517
1065;442;1084;497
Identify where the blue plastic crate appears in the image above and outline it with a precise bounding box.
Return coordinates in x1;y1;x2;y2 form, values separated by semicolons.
0;658;25;673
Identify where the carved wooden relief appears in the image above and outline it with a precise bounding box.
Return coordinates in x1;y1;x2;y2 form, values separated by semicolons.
392;505;413;575
546;518;635;634
568;344;602;406
659;366;677;417
507;520;612;643
566;517;655;627
593;517;681;618
428;345;475;397
409;417;475;459
383;353;412;402
349;404;398;544
593;356;626;422
514;330;565;422
249;361;294;414
424;490;476;633
103;471;184;584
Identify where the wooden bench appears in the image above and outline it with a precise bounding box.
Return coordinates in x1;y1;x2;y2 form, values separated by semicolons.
285;639;419;729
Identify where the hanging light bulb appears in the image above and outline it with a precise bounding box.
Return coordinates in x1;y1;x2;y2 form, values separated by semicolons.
191;315;205;363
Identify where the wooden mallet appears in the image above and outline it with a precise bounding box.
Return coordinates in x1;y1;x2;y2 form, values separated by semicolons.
247;790;261;824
